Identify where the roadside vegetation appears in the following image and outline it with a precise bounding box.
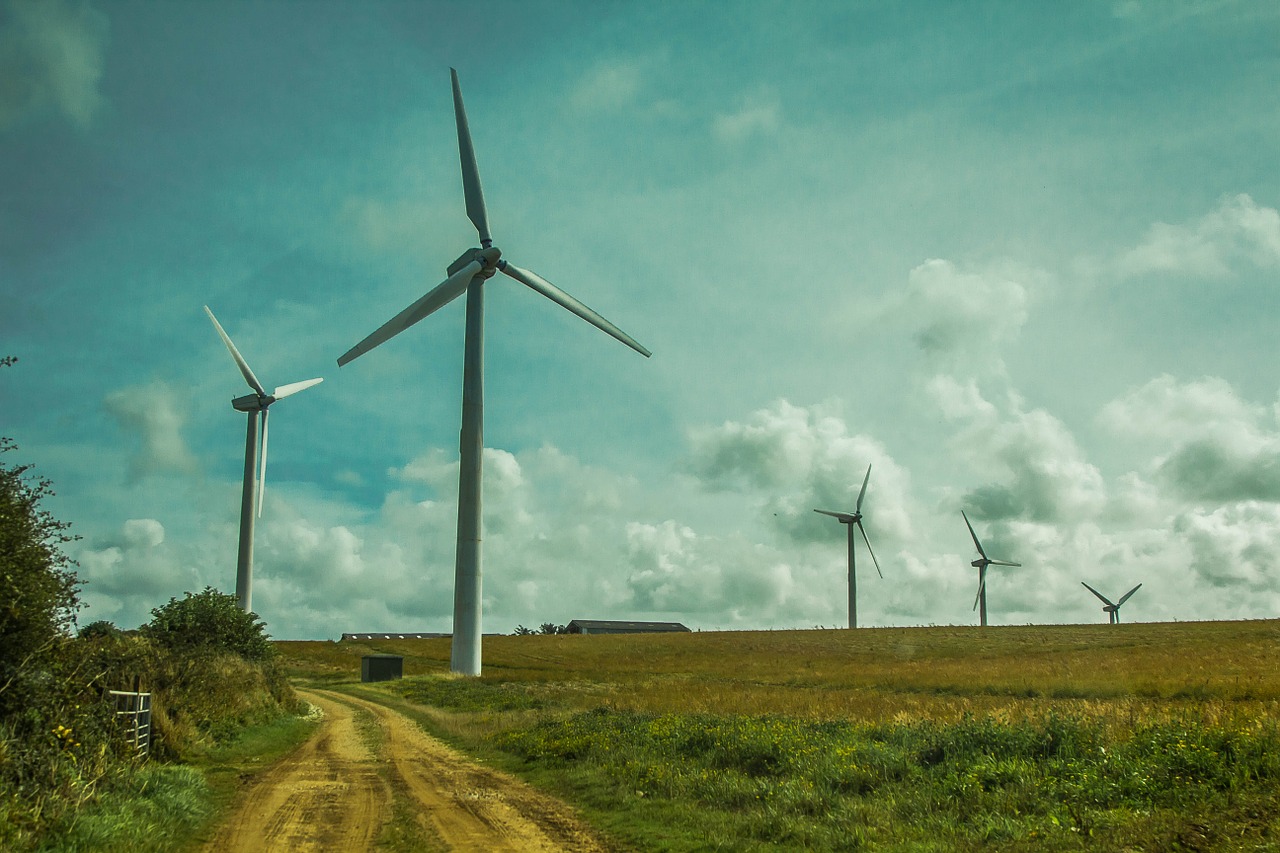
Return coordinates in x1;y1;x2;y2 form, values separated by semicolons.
286;622;1280;851
1;361;309;853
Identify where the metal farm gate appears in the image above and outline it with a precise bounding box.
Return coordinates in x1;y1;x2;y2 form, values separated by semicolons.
108;690;152;755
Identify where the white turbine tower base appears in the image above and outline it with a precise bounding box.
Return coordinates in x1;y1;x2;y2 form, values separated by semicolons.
206;306;322;613
338;69;650;676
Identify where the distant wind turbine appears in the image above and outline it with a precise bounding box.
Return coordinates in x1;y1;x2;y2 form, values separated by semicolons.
206;306;322;613
961;511;1021;627
815;464;881;629
337;69;650;677
1082;582;1142;624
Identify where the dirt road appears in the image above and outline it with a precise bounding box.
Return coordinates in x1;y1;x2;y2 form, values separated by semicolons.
202;688;613;852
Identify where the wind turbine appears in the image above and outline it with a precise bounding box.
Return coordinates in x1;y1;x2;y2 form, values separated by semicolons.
814;464;881;629
206;306;323;613
1082;582;1142;624
337;69;650;676
961;511;1021;627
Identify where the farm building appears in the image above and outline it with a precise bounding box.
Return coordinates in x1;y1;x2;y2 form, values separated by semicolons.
341;632;449;641
567;620;690;635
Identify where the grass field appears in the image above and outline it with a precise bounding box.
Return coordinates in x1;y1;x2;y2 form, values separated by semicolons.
281;620;1280;851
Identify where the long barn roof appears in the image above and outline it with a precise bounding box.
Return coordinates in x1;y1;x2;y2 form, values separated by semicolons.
568;620;690;633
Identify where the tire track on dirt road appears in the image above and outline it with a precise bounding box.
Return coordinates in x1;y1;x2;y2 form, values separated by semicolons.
203;687;612;852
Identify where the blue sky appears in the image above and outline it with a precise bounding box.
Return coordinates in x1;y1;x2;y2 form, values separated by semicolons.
4;0;1280;639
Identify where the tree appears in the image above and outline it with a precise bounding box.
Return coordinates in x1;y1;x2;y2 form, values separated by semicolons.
0;357;82;717
141;587;275;661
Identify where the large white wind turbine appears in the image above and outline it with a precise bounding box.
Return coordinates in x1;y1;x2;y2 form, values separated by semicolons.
337;69;650;676
961;511;1021;627
206;306;322;613
1082;582;1142;625
815;464;882;629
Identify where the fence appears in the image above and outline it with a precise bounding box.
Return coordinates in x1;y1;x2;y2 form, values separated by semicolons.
108;690;152;756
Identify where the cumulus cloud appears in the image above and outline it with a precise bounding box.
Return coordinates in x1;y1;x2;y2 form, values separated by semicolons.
1175;502;1280;592
1119;194;1280;278
78;518;177;607
104;381;199;481
689;399;913;545
900;259;1030;372
927;380;1106;523
0;0;109;130
1100;375;1280;502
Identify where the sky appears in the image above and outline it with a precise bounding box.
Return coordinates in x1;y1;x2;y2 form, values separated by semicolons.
3;0;1280;640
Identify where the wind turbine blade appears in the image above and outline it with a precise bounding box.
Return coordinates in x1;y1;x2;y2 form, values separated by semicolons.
961;511;987;559
1081;582;1114;606
451;68;490;245
256;409;268;518
989;559;1021;567
205;306;266;395
815;509;853;521
856;464;872;513
337;261;482;366
973;576;985;611
856;520;882;579
1117;583;1142;606
499;261;651;358
273;377;323;400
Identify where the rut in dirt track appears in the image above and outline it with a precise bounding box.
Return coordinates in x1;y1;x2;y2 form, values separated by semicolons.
202;687;612;852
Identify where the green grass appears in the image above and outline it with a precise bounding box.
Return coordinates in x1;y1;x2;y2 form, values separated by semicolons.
279;621;1280;851
495;709;1280;851
31;764;209;853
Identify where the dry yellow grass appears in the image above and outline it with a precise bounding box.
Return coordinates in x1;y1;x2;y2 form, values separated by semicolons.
280;619;1280;728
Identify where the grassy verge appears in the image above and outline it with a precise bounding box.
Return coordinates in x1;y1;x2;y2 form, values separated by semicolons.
31;763;209;853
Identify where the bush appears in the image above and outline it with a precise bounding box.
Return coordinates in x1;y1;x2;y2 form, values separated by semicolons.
0;435;81;721
141;587;275;662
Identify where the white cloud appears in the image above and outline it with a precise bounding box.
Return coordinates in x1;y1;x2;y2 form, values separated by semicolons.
77;518;179;607
689;399;913;545
712;93;779;143
0;0;109;130
1100;375;1280;502
1175;502;1280;592
1119;194;1280;277
900;259;1031;372
104;381;200;481
121;517;164;549
570;61;644;112
932;381;1106;523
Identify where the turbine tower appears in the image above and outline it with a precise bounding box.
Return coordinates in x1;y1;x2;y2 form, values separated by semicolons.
961;511;1021;627
815;464;881;629
206;306;323;613
1082;582;1142;624
338;69;650;676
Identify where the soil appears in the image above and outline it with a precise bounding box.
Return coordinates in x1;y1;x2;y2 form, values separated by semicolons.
201;687;613;852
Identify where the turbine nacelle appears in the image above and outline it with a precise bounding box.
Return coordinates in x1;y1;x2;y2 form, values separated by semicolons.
816;509;862;525
232;392;274;413
448;246;502;279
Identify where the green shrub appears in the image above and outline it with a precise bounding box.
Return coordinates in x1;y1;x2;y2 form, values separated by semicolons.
141;587;275;662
